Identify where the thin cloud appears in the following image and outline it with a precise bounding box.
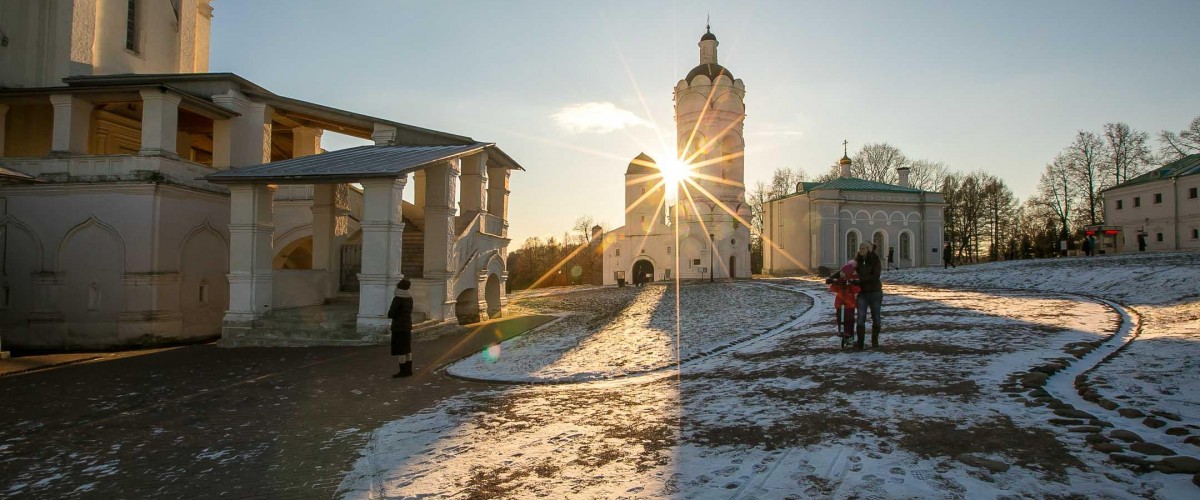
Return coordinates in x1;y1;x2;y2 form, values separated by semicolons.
551;102;649;134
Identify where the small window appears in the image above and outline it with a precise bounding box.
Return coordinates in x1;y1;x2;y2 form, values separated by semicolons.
640;187;646;195
692;258;701;266
1116;200;1123;210
615;248;620;257
640;248;645;254
199;283;209;304
640;215;645;223
125;0;138;52
1134;197;1141;207
1192;228;1199;240
1156;233;1164;242
1154;193;1163;204
731;239;736;246
1190;187;1198;199
667;246;672;254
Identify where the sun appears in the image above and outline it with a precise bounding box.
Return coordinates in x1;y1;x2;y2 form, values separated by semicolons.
655;156;693;202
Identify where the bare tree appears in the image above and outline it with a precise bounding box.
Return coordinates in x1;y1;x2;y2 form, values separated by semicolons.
906;159;950;191
1103;122;1152;185
572;215;598;244
769;167;805;198
1065;131;1108;226
1039;153;1075;235
981;175;1016;260
1158;114;1200;161
852;143;908;183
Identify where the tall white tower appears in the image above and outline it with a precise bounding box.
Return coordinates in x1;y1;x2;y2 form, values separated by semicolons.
673;25;751;279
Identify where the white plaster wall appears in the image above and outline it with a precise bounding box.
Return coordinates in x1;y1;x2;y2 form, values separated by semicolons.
272;270;329;309
0;0;208;88
1104;177;1200;252
0;182;231;348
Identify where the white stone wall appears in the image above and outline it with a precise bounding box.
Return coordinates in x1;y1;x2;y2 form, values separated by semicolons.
0;0;211;88
1103;175;1200;252
0;182;230;349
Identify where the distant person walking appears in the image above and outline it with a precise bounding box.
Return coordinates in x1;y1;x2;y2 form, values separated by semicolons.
886;246;899;271
942;242;955;269
388;279;415;378
855;242;884;350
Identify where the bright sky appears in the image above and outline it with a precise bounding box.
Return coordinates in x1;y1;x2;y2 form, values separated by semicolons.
211;1;1200;247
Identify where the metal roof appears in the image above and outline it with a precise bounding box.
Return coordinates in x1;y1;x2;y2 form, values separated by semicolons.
807;177;925;193
205;143;517;184
1101;153;1200;192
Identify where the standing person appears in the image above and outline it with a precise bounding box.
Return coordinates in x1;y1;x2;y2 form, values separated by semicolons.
855;242;884;350
942;242;955;269
388;279;415;378
1137;233;1147;252
1082;237;1092;257
886;246;899;271
1088;235;1097;256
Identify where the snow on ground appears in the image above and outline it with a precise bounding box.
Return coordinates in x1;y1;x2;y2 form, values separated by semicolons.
339;254;1200;498
887;252;1200;425
447;282;807;383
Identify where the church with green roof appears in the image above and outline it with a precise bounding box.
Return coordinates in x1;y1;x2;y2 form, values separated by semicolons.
763;150;947;274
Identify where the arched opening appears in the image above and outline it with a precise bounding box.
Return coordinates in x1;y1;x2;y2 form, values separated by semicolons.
632;259;655;285
273;236;313;269
729;255;737;279
846;231;859;263
455;288;481;325
899;232;912;267
485;273;502;319
873;231;886;259
339;230;362;292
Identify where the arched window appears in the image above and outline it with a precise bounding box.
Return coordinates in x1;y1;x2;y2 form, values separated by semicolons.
847;231;859;262
900;233;911;260
873;231;885;257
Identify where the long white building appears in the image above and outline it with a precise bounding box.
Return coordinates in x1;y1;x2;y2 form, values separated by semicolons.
0;0;522;349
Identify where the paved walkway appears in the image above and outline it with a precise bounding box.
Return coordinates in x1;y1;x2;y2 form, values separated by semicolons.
0;314;553;499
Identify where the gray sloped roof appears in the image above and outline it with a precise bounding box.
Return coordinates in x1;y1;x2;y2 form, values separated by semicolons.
1101;153;1200;192
206;143;518;184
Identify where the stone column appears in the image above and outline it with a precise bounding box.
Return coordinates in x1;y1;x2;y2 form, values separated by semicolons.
311;184;336;273
371;124;397;146
138;89;182;157
412;171;427;226
486;165;509;237
211;90;271;169
0;104;8;157
224;184;275;329
49;94;92;155
292;127;322;157
460;152;487;221
356;177;406;334
423;160;459;278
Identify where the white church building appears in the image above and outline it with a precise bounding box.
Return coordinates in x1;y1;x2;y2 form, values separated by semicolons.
602;27;752;285
763;153;946;275
0;0;521;349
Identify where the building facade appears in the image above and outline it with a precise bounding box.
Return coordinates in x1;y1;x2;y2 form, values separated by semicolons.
1100;154;1200;253
602;27;752;285
0;0;520;349
763;156;946;275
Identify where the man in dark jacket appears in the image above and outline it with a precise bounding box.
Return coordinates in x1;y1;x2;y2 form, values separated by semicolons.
854;242;884;350
388;279;415;377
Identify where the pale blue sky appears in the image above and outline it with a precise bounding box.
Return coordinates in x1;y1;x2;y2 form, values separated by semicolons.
211;1;1200;246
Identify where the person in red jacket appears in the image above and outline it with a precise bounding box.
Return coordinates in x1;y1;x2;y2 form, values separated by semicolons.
826;260;861;347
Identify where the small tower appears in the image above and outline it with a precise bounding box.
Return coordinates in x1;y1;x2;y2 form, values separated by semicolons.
673;24;751;279
839;140;853;178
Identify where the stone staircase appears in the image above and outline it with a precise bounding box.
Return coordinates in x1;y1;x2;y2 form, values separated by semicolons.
402;218;424;279
219;302;384;347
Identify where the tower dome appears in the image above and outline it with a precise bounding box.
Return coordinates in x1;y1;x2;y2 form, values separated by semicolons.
688;26;731;83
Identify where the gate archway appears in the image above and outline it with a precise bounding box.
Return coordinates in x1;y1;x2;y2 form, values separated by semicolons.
632;259;654;285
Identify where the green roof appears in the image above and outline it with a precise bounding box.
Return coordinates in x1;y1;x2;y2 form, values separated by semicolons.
805;177;925;193
1102;153;1200;192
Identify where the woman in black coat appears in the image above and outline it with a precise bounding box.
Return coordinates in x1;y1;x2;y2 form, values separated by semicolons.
388;279;415;377
854;242;884;350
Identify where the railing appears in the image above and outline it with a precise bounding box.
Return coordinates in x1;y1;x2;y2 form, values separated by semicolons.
0;155;226;193
274;185;314;201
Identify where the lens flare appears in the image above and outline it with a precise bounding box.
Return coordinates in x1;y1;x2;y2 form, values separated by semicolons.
481;343;501;363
